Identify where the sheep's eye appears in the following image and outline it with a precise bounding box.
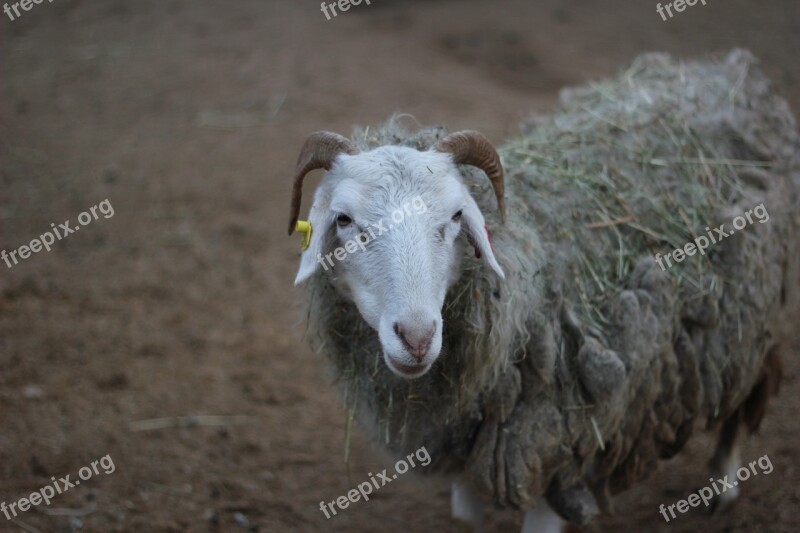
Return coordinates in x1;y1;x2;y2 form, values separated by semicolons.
451;210;463;223
336;214;352;228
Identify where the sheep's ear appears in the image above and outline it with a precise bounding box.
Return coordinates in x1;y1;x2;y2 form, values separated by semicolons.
294;203;334;285
462;193;505;279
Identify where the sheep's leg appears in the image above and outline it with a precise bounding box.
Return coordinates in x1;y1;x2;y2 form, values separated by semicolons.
708;410;742;512
522;497;564;533
451;480;484;530
708;346;782;513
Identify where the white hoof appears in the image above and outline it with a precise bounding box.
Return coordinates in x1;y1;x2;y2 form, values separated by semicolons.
522;498;564;533
451;480;485;530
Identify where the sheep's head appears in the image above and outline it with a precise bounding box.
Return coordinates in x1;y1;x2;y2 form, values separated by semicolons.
289;130;505;379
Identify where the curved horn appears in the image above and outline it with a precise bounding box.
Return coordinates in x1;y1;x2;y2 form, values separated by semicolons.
434;130;506;223
288;131;360;235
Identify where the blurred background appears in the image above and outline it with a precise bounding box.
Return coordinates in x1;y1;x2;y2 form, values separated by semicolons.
1;0;799;531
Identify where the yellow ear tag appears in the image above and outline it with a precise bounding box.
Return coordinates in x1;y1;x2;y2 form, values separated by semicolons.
296;220;312;251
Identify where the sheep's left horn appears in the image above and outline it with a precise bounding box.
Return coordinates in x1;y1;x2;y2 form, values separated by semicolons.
288;131;360;235
435;130;506;223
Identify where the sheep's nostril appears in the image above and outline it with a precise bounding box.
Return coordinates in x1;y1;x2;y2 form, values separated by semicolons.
394;321;436;362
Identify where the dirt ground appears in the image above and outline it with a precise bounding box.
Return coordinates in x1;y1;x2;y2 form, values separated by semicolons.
1;0;799;531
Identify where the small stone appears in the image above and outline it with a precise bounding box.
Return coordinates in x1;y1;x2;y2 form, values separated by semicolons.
203;508;219;526
23;385;44;399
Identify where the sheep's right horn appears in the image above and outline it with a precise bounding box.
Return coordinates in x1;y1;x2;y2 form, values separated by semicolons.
288;131;360;235
435;130;506;223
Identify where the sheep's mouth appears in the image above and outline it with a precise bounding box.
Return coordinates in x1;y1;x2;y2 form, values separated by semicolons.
386;359;430;378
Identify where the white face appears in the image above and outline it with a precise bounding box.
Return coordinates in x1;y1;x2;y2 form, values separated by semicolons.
295;146;504;378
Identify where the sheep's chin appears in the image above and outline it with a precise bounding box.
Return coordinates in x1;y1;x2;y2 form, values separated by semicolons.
384;356;432;379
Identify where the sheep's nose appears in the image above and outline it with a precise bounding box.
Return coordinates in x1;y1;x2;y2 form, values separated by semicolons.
393;320;436;362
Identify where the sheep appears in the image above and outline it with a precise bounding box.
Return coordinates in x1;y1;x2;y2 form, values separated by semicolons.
288;49;799;531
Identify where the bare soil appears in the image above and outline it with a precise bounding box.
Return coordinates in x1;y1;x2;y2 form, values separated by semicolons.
1;0;799;531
